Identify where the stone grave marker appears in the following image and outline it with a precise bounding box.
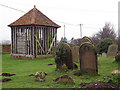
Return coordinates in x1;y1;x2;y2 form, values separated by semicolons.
107;44;118;57
79;42;98;74
101;53;107;57
54;42;74;70
71;46;80;63
67;43;79;63
80;36;93;45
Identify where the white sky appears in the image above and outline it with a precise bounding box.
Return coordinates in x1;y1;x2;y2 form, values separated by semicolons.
0;0;119;41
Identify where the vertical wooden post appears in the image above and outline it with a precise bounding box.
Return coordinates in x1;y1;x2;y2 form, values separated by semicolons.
15;27;17;54
11;27;13;54
32;26;35;57
27;27;30;55
31;27;33;55
48;27;50;49
44;27;46;54
26;27;28;55
25;27;27;55
46;27;48;53
34;27;36;57
55;28;57;46
36;26;39;56
30;27;32;55
50;27;52;54
43;28;45;54
39;26;42;55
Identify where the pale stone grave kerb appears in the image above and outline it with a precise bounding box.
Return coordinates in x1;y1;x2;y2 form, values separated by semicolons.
79;42;98;74
54;42;74;70
107;44;118;57
101;53;107;57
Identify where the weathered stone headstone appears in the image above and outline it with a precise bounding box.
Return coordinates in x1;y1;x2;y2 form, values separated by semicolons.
101;53;107;57
71;46;80;63
67;43;79;63
79;42;98;74
54;42;74;70
107;44;118;57
80;36;93;45
115;53;120;62
67;43;76;47
0;44;2;53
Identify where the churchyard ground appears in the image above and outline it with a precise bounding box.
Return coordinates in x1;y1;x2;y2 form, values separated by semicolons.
1;53;119;88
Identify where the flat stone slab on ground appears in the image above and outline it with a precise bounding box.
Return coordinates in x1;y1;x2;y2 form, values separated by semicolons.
48;64;53;65
1;73;16;76
0;78;12;82
53;74;74;84
28;74;35;76
73;72;82;76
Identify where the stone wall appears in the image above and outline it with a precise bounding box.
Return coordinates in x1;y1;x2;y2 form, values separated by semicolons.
0;44;11;53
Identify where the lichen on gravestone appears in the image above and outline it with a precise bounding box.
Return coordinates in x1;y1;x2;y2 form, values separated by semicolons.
107;44;118;57
54;42;74;70
79;42;98;75
115;53;120;62
80;36;94;45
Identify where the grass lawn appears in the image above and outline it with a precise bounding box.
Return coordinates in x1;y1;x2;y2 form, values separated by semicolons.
1;53;120;88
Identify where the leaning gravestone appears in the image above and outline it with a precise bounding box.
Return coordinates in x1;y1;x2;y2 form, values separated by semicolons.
107;44;118;57
79;42;98;74
54;42;74;70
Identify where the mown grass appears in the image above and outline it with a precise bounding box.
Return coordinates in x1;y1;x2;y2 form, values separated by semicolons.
1;53;120;88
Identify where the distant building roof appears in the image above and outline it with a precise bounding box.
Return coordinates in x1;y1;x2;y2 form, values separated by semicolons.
8;7;60;28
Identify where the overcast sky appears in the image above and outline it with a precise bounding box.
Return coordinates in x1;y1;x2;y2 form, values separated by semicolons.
0;0;119;41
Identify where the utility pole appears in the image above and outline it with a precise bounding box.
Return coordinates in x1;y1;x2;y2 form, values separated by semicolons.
79;24;83;38
64;25;65;39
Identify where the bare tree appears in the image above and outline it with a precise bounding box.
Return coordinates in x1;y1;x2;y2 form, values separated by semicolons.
91;23;117;45
97;23;116;40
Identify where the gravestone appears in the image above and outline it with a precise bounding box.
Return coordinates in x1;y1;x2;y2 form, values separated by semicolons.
107;44;118;57
71;46;80;63
80;36;93;45
101;53;107;57
54;42;74;70
67;43;76;47
79;42;98;74
67;43;79;63
115;53;120;62
0;44;2;53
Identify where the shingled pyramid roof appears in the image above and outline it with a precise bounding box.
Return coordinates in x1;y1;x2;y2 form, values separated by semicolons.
8;7;60;28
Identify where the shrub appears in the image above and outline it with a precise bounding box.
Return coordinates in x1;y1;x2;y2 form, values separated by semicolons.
96;38;113;54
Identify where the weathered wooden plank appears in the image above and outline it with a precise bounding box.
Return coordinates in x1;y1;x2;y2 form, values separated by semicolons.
30;27;32;55
55;28;57;46
40;27;42;55
31;28;33;55
43;28;45;54
11;28;13;54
